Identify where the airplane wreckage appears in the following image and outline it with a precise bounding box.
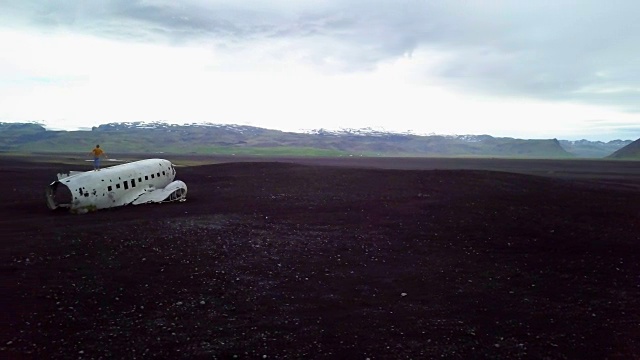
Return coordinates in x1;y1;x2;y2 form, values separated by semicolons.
46;159;187;214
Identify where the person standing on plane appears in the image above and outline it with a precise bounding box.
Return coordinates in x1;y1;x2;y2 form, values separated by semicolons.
90;144;107;170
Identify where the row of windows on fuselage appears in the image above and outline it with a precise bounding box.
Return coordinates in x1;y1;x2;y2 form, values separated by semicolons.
106;170;167;192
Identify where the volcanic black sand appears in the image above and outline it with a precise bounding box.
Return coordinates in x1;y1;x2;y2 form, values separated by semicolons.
2;155;639;359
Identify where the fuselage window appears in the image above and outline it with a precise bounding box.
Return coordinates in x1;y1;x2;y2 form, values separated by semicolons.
157;172;160;177
151;174;155;179
116;184;121;189
138;177;142;182
123;181;129;190
131;179;136;187
162;171;166;176
108;186;113;191
145;175;149;181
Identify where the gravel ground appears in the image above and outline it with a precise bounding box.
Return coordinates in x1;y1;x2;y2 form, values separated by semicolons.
2;156;640;359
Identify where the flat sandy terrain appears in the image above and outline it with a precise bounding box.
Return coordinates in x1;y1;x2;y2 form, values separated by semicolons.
2;155;639;359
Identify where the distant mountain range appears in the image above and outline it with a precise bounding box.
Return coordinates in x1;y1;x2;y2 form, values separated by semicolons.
0;122;637;159
558;139;635;158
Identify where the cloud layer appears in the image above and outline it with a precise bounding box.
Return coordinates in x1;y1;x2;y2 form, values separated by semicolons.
0;0;638;139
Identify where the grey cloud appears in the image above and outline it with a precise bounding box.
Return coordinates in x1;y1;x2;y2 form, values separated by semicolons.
618;127;640;137
2;1;248;42
2;0;639;111
412;1;640;111
580;119;640;139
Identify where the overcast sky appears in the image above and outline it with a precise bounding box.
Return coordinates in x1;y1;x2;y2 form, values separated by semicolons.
1;0;638;140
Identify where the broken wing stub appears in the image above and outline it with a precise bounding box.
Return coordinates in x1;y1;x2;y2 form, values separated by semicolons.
131;181;188;205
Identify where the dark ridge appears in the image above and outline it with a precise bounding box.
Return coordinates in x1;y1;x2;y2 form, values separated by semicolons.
607;138;640;159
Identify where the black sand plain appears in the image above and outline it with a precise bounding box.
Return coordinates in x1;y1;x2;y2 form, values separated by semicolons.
2;155;640;359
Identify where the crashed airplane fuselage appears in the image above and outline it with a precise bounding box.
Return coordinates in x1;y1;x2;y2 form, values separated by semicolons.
46;158;187;214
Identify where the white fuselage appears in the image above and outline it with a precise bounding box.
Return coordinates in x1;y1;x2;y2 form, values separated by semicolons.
47;158;186;213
